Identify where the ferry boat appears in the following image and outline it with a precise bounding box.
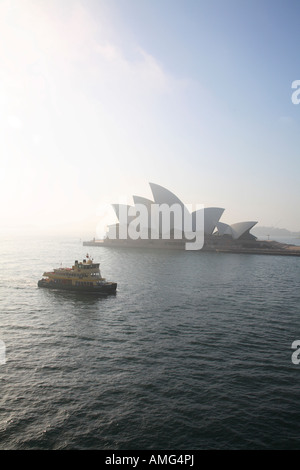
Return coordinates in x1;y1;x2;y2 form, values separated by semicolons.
38;254;117;295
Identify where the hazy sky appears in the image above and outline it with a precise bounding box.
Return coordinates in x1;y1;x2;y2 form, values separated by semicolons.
1;0;300;235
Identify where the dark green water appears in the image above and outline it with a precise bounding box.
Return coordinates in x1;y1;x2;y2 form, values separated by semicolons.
1;235;300;449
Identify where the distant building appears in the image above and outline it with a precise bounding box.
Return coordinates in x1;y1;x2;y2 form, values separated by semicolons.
106;182;257;246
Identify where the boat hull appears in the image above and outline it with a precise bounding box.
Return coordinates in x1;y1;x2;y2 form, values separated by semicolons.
38;279;117;295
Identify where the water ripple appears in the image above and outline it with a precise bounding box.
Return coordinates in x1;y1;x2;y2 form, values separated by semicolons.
1;236;300;449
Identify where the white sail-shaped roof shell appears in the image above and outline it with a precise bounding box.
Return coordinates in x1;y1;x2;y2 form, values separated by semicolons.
132;195;154;206
216;221;232;236
112;204;136;224
229;221;257;239
132;195;154;235
149;182;186;208
192;207;225;235
149;182;190;233
132;195;154;217
216;221;257;239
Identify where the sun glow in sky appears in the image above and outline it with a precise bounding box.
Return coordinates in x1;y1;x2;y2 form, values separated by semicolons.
1;0;300;236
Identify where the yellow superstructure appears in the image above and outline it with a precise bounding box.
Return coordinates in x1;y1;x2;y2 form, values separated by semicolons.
42;256;105;288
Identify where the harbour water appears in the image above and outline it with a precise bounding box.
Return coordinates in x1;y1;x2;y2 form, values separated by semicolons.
1;234;300;449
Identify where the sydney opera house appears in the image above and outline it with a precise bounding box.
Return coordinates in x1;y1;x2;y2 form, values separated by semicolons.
101;182;259;251
83;183;300;255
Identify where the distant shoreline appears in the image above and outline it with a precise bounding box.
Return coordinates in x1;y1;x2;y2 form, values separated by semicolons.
252;227;300;238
